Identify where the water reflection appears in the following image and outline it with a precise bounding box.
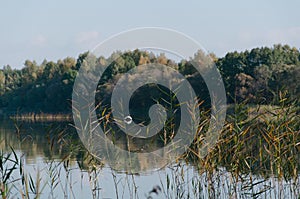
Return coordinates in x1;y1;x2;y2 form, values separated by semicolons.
0;119;169;172
0;119;299;198
0;120;76;164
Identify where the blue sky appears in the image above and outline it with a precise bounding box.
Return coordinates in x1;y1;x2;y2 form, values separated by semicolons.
1;0;300;68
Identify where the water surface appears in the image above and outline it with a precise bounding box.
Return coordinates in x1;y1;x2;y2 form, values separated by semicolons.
0;119;299;198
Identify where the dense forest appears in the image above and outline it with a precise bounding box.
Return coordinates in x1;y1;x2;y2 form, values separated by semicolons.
0;44;299;116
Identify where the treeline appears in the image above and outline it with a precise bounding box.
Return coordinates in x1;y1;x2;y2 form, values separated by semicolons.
0;57;78;114
217;44;300;104
0;44;299;115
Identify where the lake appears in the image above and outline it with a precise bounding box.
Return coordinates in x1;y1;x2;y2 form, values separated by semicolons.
0;119;299;199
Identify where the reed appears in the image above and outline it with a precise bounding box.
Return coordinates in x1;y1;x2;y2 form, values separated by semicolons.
0;97;299;198
186;98;300;198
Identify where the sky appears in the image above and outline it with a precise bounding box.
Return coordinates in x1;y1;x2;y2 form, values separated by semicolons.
1;0;300;69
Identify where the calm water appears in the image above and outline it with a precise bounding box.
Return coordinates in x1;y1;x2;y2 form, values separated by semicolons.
0;119;299;199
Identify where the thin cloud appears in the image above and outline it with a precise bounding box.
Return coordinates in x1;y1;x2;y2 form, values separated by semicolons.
75;31;101;49
31;34;47;47
266;27;300;46
238;27;300;48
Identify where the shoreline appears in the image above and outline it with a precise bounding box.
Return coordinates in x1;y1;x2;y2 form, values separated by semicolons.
7;113;72;122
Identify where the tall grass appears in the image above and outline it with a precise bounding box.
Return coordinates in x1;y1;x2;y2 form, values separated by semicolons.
0;98;299;198
187;98;300;198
